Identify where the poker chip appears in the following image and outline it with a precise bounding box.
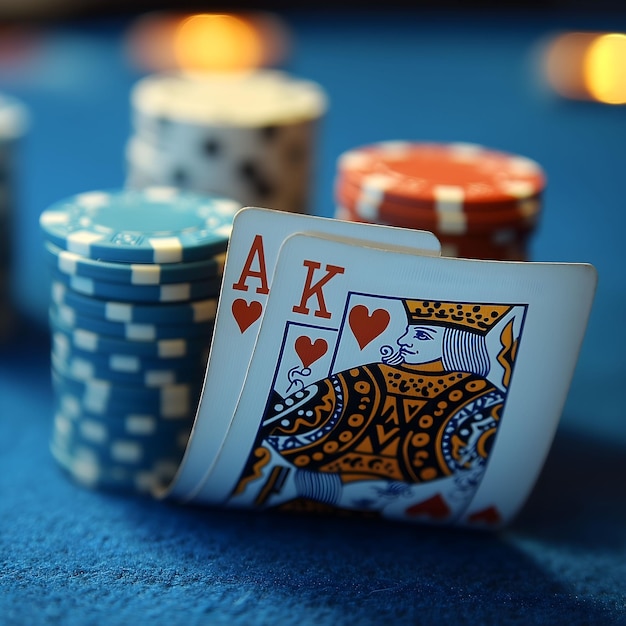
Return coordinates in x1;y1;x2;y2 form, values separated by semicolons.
336;178;542;235
55;393;194;430
131;70;326;126
51;302;215;341
51;367;201;418
40;187;237;493
52;410;190;462
51;332;209;382
51;332;208;370
50;269;222;303
50;394;190;493
44;241;226;285
337;142;545;207
0;93;27;342
54;389;193;427
50;437;182;494
50;322;207;359
50;282;218;325
126;70;326;214
0;92;28;141
333;141;546;261
39;186;241;263
0;268;13;342
51;411;191;464
51;349;206;388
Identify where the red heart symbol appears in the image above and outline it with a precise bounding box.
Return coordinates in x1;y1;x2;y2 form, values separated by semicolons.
349;305;390;350
232;299;263;334
294;336;328;368
405;494;451;520
467;506;501;526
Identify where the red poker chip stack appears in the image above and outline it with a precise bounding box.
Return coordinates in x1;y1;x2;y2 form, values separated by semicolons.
333;141;546;260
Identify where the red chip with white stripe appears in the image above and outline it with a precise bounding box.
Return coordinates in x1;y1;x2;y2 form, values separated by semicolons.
337;141;546;209
335;176;542;235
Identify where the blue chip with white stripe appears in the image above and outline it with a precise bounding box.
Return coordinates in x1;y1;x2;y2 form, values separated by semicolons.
39;187;241;263
50;268;222;303
51;347;206;387
44;240;226;285
50;282;218;325
51;301;216;341
51;366;202;418
50;437;183;493
50;419;190;469
52;408;192;456
51;329;209;372
51;315;208;358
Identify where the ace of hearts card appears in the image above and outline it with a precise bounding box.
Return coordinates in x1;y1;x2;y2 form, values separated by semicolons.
187;229;596;528
167;207;441;501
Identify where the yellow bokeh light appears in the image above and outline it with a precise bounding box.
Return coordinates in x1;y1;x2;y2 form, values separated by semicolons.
174;13;263;72
584;33;626;104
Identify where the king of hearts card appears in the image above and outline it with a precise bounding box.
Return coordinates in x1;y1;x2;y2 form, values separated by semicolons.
185;230;596;528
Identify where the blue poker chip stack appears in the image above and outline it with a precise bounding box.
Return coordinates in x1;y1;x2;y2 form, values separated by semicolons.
39;186;242;494
0;93;28;341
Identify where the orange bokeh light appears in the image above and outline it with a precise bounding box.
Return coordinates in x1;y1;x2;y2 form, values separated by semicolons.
126;11;290;73
543;32;597;100
126;12;179;71
543;31;626;104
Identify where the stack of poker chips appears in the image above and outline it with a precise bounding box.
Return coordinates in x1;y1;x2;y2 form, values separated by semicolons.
39;186;242;494
0;93;27;340
125;70;327;215
334;141;546;261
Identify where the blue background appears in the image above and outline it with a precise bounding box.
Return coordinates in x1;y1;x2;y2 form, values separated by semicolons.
1;10;625;624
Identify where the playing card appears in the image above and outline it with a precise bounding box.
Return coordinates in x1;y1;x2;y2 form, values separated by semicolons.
167;208;441;500
192;231;596;527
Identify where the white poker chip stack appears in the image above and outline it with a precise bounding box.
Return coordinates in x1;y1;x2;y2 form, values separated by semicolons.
0;93;27;341
126;70;327;215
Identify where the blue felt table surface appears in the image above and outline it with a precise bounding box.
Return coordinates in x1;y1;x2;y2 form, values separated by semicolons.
1;327;625;624
1;10;626;625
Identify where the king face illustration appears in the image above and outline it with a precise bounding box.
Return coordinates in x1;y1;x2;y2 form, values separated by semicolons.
231;297;523;519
